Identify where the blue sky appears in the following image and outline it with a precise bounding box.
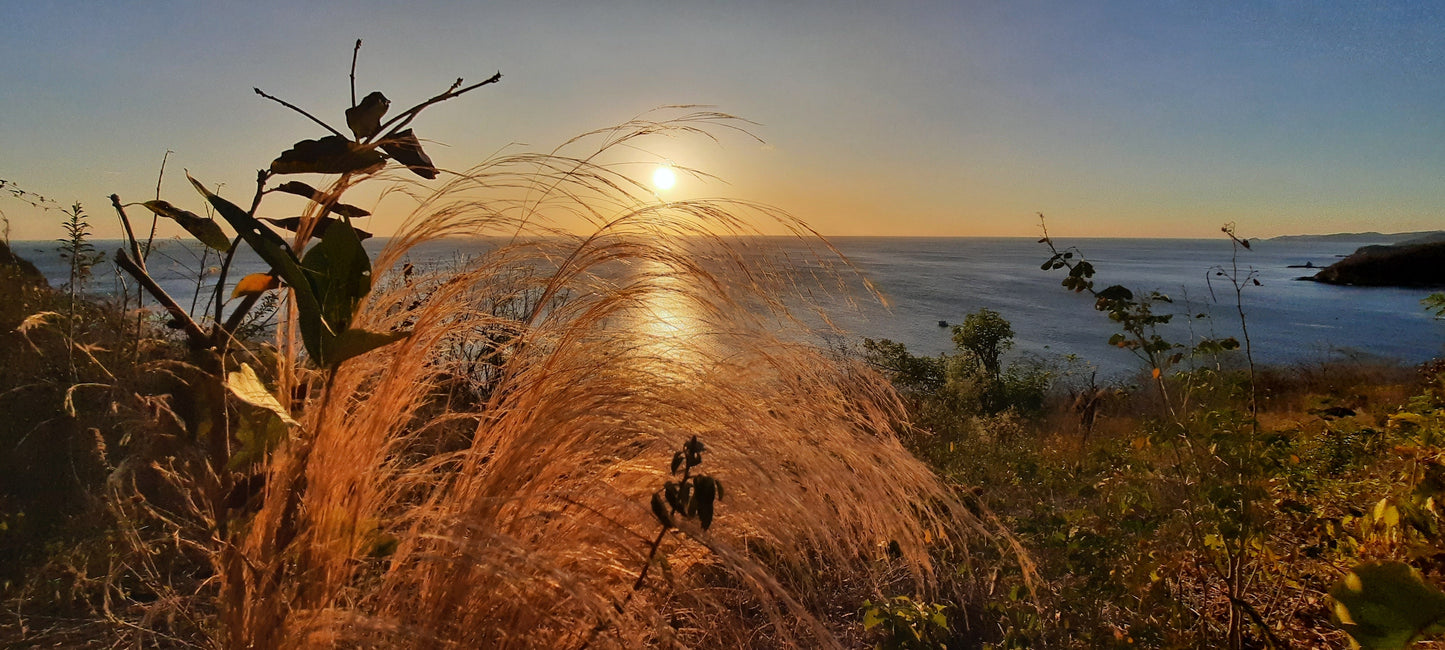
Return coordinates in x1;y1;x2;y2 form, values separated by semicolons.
3;1;1444;239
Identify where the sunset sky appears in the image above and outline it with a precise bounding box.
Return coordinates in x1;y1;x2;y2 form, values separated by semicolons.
3;1;1444;240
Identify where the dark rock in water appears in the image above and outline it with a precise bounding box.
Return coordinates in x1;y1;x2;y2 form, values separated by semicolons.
0;240;47;288
937;320;949;328
1286;261;1316;269
1309;241;1445;288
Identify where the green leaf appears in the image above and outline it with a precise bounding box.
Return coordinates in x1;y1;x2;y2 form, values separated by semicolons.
346;91;390;139
301;218;372;357
226;362;297;470
189;174;328;358
140;200;231;251
862;605;883;630
1332;561;1445;649
270;135;386;175
272;181;372;218
262;216;373;240
230;406;291;470
379;128;438;179
325;328;410;367
226;363;299;426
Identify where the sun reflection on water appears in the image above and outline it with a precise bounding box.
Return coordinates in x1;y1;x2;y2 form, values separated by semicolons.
625;259;712;361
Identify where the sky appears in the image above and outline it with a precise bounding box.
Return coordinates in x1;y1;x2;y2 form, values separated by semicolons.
2;0;1444;240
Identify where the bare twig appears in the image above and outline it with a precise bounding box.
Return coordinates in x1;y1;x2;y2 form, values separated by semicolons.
145;150;173;261
114;249;208;345
370;71;502;143
350;39;362;108
109;194;145;270
253;87;345;138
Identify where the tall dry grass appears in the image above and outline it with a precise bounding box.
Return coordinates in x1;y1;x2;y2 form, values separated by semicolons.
213;110;1008;648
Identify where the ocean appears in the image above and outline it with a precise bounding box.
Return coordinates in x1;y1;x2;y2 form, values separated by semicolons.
16;236;1442;379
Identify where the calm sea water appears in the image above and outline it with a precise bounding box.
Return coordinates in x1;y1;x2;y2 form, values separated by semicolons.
18;236;1442;379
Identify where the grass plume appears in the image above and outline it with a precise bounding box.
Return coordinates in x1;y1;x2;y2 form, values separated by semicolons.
206;109;1006;648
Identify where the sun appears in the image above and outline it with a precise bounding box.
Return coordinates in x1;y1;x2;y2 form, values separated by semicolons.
651;165;676;191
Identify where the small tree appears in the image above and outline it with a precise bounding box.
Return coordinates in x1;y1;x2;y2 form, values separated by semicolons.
952;307;1013;379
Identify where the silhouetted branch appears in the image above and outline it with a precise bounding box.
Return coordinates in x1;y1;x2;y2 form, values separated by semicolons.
253;87;345;138
145;150;173;261
372;71;502;142
114;249;208;345
350;39;362;108
109;194;145;269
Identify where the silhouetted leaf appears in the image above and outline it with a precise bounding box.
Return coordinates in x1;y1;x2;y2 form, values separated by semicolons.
270;135;386;175
1096;285;1133;302
1332;561;1445;649
325;328;410;367
379;129;438;179
671;451;685;475
141;200;231;251
650;491;673;529
1241;239;1252;250
664;481;681;511
263;217;373;240
346;91;390;139
684;437;705;468
190;174;327;358
273;181;371;218
694;475;718;530
231;272;280;299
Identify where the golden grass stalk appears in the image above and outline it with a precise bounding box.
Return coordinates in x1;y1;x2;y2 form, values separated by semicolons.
222;109;1007;648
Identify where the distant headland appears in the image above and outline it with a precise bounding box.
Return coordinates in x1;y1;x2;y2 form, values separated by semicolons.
1290;231;1445;288
1270;230;1445;244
